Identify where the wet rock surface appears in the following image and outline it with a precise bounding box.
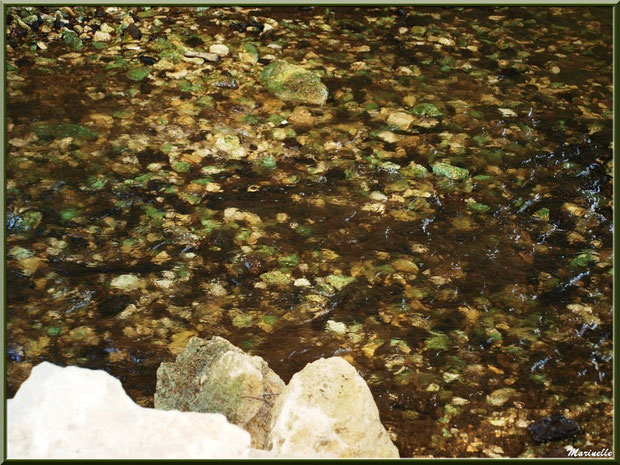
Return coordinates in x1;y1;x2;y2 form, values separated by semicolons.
155;336;285;448
9;348;398;458
260;60;329;105
267;357;399;458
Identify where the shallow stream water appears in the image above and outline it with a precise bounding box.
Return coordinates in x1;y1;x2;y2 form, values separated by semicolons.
6;6;613;457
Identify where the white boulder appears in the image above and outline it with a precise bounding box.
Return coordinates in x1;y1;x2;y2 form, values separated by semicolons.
7;362;251;459
267;357;399;458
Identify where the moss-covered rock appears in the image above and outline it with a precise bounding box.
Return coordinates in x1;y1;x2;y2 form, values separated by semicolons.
411;103;442;118
260;60;328;105
325;274;355;290
401;162;428;179
155;336;285;449
432;162;469;180
260;270;292;286
126;66;151;81
32;122;98;141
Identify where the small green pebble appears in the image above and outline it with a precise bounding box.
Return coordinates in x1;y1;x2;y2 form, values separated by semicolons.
261;156;277;169
467;201;490;213
532;207;550;221
46;326;63;336
126;67;151;81
432;162;469;180
60;208;80;221
173;161;192;173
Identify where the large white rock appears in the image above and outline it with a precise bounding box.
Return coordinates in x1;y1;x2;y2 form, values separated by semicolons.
267;357;399;458
7;362;252;459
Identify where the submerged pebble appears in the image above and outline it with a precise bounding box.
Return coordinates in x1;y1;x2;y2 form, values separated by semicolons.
110;274;145;291
260;60;328;105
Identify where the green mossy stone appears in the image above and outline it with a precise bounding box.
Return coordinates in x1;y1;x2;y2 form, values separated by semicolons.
180;192;201;205
46;326;63;337
144;206;165;220
32;122;98;141
22;14;39;25
570;250;598;268
262;314;278;325
424;332;450;351
60;208;80;221
125;88;139;98
295;225;313;237
201;219;221;234
401;162;428;179
267;113;287;125
232;314;253;328
243;42;259;59
260;270;291;286
132;173;154;185
173;161;192;173
467;201;490;213
63;31;83;50
260;60;328;105
106;58;130;70
432;162;469;180
278;254;300;267
126;66;151;81
244;114;260;124
411;103;442;118
155;336;285;431
532;207;550;221
325;274;356;290
472;135;488;146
